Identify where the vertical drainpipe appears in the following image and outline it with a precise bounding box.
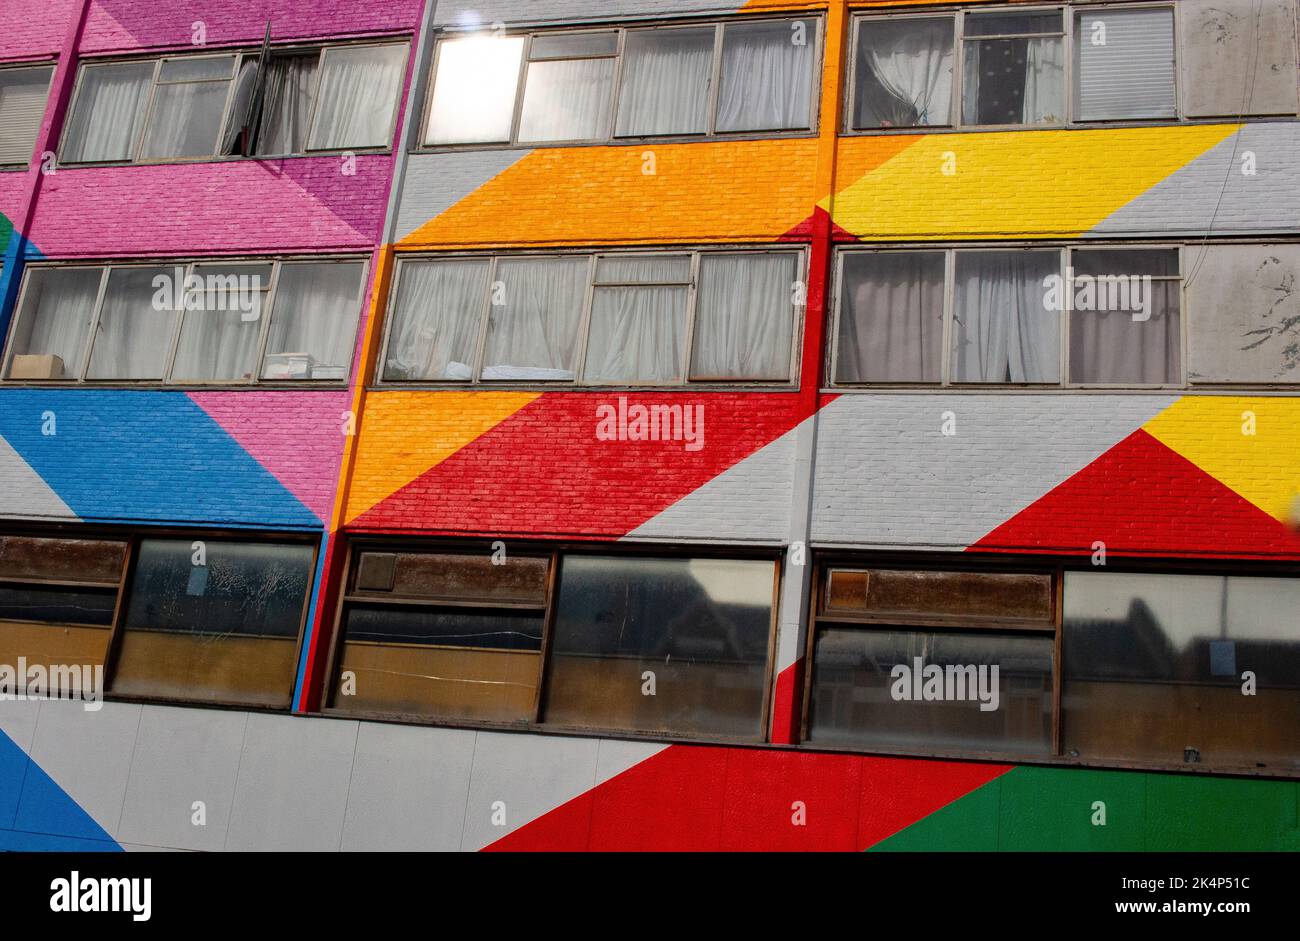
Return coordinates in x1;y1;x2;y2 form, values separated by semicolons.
767;0;846;745
0;0;93;339
292;0;441;712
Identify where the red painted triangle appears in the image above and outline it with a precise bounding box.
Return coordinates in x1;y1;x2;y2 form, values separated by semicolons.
780;205;857;241
973;429;1300;559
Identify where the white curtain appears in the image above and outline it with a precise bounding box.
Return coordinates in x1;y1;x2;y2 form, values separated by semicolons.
481;256;586;380
308;44;405;150
1022;37;1065;124
9;268;102;379
835;252;945;383
383;260;489;381
951;251;1060;383
716;19;815;133
1070;277;1179;384
221;59;261;155
139;57;235;159
583;257;689;383
856;18;953;128
62;62;152;162
690;254;796;380
86;267;175;380
0;66;53;165
171;266;270;382
615;28;714;136
262;262;363;379
963;37;1063;125
254;54;319;155
518;58;613;142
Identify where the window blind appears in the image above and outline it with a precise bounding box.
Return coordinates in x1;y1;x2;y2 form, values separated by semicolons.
1075;8;1176;120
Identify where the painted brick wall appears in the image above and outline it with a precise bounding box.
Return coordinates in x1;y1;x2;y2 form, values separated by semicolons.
80;0;425;54
0;0;81;60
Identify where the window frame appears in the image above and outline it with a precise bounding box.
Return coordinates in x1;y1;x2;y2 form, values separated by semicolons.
57;37;409;168
844;2;1196;135
0;525;319;712
0;60;57;170
418;12;825;151
321;537;783;746
0;254;370;388
801;553;1300;778
376;245;808;390
827;240;1204;392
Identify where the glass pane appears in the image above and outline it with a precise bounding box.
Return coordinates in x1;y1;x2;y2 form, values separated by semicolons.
308;44;406;150
824;568;1054;623
689;253;797;381
262;262;363;380
139;77;231;159
5;268;102;380
482;256;587;379
332;603;543;722
853;17;954;129
111;539;314;707
171;264;272;382
518;57;614;142
964;11;1063;37
0;66;55;164
356;551;549;604
716;18;815;132
0;535;126;583
530;32;618;59
382;259;490;381
1068;249;1180;384
157;56;235;82
62;61;153;162
86;266;177;380
425;36;525;144
543;556;775;738
615;27;714;137
962;36;1064;125
1063;571;1300;772
808;627;1054;755
0;584;117;626
835;251;944;382
1075;9;1176;121
594;255;691;283
584;286;688;383
950;250;1061;383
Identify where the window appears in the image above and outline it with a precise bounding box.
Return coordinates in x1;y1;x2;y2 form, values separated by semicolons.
806;564;1057;757
1063;570;1300;773
381;249;802;386
848;4;1238;131
60;42;406;164
327;546;778;741
0;535;127;674
831;245;1185;388
423;16;819;147
0;530;314;709
111;539;314;708
3;257;366;384
0;64;55;166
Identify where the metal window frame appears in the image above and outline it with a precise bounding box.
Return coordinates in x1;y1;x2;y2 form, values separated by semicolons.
418;11;825;152
377;244;808;391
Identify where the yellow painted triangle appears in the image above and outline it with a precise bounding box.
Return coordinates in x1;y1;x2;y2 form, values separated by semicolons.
826;124;1238;240
1144;396;1300;524
345;391;539;523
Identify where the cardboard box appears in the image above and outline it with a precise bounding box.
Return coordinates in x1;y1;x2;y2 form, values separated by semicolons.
262;352;314;380
9;354;66;380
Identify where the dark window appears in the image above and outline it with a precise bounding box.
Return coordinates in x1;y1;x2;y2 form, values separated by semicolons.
110;539;314;707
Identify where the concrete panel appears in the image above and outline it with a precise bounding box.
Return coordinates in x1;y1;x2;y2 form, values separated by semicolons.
1093;123;1300;237
116;706;247;852
1186;243;1300;383
623;420;798;544
461;731;600;850
225;714;358;852
395;151;531;242
1180;0;1299;118
810;394;1176;549
18;700;141;839
340;722;476;852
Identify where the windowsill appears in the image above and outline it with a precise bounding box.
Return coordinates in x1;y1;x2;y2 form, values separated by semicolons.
414;128;820;155
839;113;1298;137
52;148;393;171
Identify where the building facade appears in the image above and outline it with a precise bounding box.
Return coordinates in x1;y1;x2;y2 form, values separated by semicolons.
0;0;1297;851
